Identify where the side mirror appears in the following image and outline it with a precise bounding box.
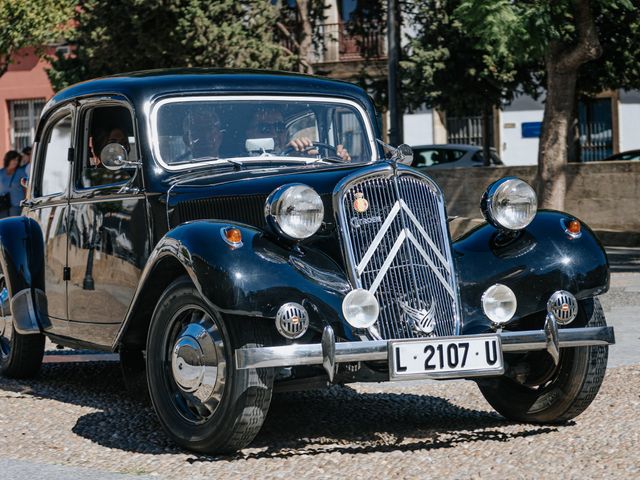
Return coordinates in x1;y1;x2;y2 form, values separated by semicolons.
100;143;139;170
397;144;414;166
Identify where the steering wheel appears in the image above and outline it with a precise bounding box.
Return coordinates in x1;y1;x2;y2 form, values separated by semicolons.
281;141;342;160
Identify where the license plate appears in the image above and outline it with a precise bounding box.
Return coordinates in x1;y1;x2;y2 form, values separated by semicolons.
389;334;504;380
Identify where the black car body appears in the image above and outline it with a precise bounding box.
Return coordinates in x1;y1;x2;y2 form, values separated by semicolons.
0;70;615;454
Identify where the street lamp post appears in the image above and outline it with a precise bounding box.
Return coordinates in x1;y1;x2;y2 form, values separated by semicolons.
387;0;403;146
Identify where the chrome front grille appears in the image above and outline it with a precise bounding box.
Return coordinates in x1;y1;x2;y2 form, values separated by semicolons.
336;166;461;340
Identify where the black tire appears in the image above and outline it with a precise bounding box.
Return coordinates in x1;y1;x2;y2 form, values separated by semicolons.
146;276;274;454
478;297;608;423
0;275;45;379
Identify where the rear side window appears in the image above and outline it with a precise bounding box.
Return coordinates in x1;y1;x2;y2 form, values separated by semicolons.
38;112;72;197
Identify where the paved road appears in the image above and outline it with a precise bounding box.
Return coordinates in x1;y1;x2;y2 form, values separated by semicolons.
606;246;640;273
1;269;638;479
600;273;640;367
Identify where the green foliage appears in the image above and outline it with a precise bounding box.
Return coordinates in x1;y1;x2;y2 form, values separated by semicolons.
48;0;296;91
404;0;640;113
0;0;75;77
578;0;640;94
403;0;536;115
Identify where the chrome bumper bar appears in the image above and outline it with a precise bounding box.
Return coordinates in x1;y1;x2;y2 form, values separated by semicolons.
235;324;615;379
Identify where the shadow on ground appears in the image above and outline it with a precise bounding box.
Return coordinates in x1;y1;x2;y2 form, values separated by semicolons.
0;361;558;460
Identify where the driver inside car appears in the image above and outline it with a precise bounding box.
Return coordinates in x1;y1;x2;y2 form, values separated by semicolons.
245;107;351;161
89;126;131;167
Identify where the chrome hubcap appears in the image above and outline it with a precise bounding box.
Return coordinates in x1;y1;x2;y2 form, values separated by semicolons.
171;323;220;401
168;307;226;422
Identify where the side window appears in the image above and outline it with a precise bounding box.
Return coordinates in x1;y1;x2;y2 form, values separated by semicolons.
413;149;440;167
287;111;318;142
472;151;484;163
77;105;136;189
38;112;72;197
335;109;365;160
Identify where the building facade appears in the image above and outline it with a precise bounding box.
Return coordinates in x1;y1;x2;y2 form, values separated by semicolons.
0;48;54;155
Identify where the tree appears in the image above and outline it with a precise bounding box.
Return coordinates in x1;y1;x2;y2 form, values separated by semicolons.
577;1;640;94
404;1;538;164
0;0;75;78
415;0;638;209
275;0;328;74
48;0;295;91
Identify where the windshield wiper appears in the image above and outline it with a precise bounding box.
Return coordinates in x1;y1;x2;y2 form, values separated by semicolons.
172;156;244;170
312;156;351;164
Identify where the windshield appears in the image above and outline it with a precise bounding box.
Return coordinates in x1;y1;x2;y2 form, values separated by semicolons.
152;96;376;169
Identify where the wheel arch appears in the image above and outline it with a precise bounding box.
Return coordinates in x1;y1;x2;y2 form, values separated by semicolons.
453;210;609;334
114;220;352;351
0;216;47;334
116;252;191;350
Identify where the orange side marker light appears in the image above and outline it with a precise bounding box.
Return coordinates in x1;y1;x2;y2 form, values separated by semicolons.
225;228;242;244
567;220;581;235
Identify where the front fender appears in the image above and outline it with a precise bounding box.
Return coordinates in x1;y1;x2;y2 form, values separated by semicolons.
0;216;48;334
454;210;609;334
117;221;354;347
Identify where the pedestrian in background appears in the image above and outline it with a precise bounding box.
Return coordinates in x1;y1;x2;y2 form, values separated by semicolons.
21;146;32;174
0;150;27;218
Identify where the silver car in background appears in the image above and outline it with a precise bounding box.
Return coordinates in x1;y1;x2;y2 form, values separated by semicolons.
410;144;503;169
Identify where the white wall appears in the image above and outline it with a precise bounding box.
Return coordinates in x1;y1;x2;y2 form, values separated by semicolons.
619;102;640;152
500;109;543;166
403;111;433;146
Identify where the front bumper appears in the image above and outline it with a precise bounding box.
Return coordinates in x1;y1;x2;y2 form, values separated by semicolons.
235;318;615;381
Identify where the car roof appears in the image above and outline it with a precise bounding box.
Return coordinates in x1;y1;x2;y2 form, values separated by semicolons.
606;149;640;159
42;68;374;119
411;144;483;152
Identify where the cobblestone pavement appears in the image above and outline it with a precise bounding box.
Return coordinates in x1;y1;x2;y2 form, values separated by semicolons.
0;362;638;479
1;273;639;479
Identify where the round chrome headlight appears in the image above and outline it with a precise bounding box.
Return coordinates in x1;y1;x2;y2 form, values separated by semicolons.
482;284;517;325
481;177;537;231
265;184;324;240
342;289;379;329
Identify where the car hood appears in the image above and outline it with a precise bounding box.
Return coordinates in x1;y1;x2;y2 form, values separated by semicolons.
166;162;373;266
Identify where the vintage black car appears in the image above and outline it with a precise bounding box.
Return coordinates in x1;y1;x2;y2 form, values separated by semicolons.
0;70;615;454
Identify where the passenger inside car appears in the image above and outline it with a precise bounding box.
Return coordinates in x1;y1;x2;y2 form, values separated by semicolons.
79;105;136;188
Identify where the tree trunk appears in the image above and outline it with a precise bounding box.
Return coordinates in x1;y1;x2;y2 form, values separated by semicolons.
297;0;314;74
537;68;578;210
536;0;602;210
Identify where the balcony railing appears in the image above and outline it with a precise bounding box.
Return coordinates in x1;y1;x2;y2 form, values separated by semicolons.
331;22;386;61
279;21;386;64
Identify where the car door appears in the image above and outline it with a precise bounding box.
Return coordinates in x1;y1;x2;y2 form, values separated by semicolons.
24;106;75;336
65;98;149;347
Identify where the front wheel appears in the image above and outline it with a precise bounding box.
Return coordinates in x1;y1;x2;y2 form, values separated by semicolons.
478;297;608;423
146;277;274;454
0;276;45;379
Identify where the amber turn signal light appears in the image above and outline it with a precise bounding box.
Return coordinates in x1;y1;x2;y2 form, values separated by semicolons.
567;220;581;235
225;228;242;244
221;227;243;247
